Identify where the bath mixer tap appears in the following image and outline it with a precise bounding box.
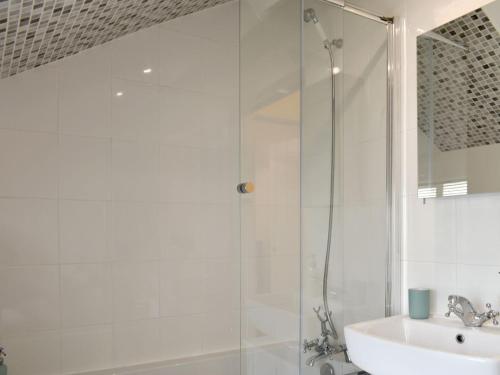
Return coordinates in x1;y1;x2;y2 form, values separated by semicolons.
303;306;349;367
444;295;499;327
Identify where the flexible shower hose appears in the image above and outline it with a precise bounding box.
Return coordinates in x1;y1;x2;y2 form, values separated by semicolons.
323;42;339;341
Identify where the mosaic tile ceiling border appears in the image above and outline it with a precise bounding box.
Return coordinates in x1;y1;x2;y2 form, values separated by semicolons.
0;0;231;78
418;8;500;152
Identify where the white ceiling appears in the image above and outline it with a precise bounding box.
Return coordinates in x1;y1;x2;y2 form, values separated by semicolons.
348;0;403;16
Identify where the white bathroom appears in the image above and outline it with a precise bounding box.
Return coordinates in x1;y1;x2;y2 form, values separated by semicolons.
0;0;498;374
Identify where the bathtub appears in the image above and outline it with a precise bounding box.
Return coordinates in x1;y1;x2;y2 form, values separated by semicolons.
79;350;240;375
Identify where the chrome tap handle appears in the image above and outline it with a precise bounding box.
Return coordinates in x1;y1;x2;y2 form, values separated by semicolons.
486;303;499;325
444;301;455;318
303;338;319;353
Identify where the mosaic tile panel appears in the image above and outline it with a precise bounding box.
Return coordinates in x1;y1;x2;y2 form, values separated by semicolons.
0;0;231;78
417;8;500;152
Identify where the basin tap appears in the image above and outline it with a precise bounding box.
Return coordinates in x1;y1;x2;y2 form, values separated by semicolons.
445;295;499;327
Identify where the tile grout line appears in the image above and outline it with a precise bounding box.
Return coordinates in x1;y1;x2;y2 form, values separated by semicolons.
108;46;117;369
56;58;64;375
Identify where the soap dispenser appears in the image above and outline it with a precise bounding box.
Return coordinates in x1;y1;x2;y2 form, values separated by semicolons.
0;346;7;375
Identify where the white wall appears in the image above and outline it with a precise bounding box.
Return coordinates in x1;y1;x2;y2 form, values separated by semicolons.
0;2;239;374
400;0;500;316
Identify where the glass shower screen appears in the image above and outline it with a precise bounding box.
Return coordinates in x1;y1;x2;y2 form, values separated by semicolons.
239;0;392;374
301;1;391;374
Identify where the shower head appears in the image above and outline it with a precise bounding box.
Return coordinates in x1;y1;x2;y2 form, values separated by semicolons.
304;8;319;24
304;8;343;49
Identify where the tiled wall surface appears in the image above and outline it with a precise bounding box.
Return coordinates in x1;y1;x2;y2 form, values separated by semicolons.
0;2;239;374
401;0;500;317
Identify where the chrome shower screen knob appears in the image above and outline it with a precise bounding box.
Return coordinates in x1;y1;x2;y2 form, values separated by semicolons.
237;182;255;194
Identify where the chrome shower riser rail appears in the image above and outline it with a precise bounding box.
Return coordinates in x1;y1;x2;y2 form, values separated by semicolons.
319;0;394;24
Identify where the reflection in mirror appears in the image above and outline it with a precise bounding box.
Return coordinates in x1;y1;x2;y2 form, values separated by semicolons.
417;1;500;198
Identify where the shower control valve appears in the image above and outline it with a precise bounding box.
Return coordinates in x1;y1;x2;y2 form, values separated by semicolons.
303;338;319;353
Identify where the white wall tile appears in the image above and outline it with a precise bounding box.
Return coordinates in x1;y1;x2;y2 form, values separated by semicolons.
203;310;240;352
405;196;457;263
196;354;241;375
199;94;235;149
402;128;419;197
112;262;159;321
112;140;159;201
403;261;457;315
159;145;200;203
162;362;200;375
456;195;500;266
205;259;240;311
62;325;113;373
113;319;162;366
302;153;331;208
0;198;58;265
270;255;300;296
202;39;238;96
159;315;204;360
2;330;61;375
343;138;387;205
199;148;236;204
272;205;300;256
59;135;111;200
59;200;109;263
0;65;58;132
159;260;205;317
158;30;208;91
112;79;161;142
0;266;60;334
59;47;111;138
112;201;160;261
0;130;58;198
161;1;238;44
159;27;235;93
158;203;202;260
198;204;236;258
243;257;271;301
159;87;204;147
111;26;161;84
61;263;112;327
456;264;500;309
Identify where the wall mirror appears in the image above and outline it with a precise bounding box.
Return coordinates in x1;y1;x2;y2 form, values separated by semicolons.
417;1;500;198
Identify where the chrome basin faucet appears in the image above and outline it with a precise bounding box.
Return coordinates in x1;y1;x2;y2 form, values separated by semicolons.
445;295;499;327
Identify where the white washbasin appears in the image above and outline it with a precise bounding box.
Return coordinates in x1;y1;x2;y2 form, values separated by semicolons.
345;315;500;375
